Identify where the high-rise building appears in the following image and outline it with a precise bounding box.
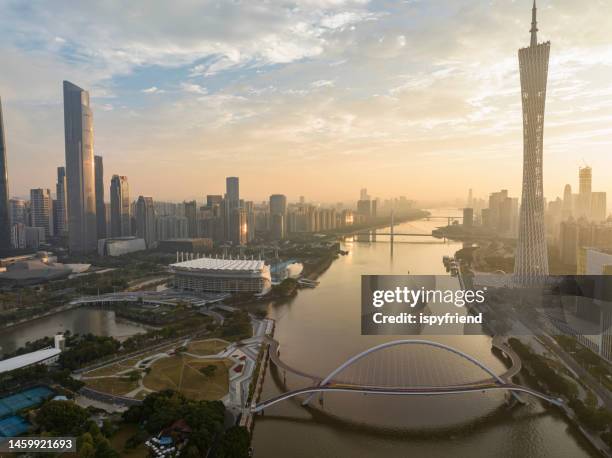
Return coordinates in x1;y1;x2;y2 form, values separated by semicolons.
206;195;223;207
94;155;106;238
463;208;474;228
184;200;198;237
136;196;156;248
226;177;239;207
9;199;26;226
63;81;97;253
230;207;248;245
562;184;573;220
110;175;130;236
54;167;67;236
591;192;607;222
514;1;550;285
225;177;240;241
30;188;53;239
357;199;372;218
269;194;287;240
577;166;592;219
0;97;11;251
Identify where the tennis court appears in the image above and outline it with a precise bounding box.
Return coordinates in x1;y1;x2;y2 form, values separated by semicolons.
0;415;31;438
0;386;54;418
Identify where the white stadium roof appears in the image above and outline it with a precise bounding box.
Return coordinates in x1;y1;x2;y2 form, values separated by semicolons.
171;257;266;271
0;348;61;373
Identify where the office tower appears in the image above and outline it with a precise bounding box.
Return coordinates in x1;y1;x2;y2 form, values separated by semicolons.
9;199;26;225
110;175;130;236
269;194;287;240
578;166;592;219
357;199;372;218
245;200;255;242
230;207;248;245
225;177;240;240
360;188;369;201
514;1;550;285
53;167;67;236
591;192;607;222
562;184;573;220
94;155;106;238
0;97;11;250
463;208;474;228
206;195;223;207
579;166;592;194
467;189;473;207
184;200;197;237
136;196;156;247
63;81;97;253
226;177;239;207
30;188;53;239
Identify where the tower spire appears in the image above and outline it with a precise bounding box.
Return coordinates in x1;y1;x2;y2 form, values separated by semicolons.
530;0;538;47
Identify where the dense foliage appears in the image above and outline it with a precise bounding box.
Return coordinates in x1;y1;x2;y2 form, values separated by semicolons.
123;390;230;456
215;426;251;458
36;400;90;436
59;334;121;370
220;311;252;341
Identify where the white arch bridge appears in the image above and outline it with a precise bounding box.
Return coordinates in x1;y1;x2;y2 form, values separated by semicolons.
251;339;562;413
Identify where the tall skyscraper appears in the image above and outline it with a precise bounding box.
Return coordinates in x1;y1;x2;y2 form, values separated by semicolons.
63;81;97;253
562;184;573;220
514;1;550;285
136;196;156;248
30;188;53;239
225;177;240;241
576;165;592;219
94;155;106;238
226;177;239;207
9;199;26;226
0;97;11;251
184;200;198;237
110;175;130;236
54;167;67;235
591;192;607;222
269;194;287;240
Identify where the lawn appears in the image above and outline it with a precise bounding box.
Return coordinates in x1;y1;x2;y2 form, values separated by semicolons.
143;355;231;401
186;338;229;356
84;377;140;396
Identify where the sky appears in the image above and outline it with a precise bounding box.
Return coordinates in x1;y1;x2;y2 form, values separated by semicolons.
1;0;612;204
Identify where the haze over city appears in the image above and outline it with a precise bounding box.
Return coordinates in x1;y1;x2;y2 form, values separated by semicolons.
1;0;612;202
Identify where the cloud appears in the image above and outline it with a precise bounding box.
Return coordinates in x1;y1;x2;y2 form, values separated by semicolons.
2;0;612;202
141;86;163;94
180;82;208;95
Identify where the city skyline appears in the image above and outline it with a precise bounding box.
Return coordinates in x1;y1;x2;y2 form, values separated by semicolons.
0;0;611;202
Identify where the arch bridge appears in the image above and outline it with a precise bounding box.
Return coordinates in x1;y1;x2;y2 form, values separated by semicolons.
251;339;562;413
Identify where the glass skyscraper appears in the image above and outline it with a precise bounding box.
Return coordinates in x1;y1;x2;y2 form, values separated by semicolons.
0;97;11;251
63;81;98;253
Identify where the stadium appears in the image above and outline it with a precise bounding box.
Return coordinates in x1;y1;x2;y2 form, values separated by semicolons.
169;256;272;295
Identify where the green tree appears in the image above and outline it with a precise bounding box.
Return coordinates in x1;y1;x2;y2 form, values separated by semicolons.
199;365;217;378
215;426;251;458
36;400;90;436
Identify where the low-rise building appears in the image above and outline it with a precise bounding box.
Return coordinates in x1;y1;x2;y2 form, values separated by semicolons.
97;237;146;256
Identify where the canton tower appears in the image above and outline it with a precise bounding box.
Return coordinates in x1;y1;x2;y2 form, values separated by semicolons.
514;0;550;285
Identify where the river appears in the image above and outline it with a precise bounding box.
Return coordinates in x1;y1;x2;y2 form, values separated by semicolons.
0;308;148;356
251;210;597;457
